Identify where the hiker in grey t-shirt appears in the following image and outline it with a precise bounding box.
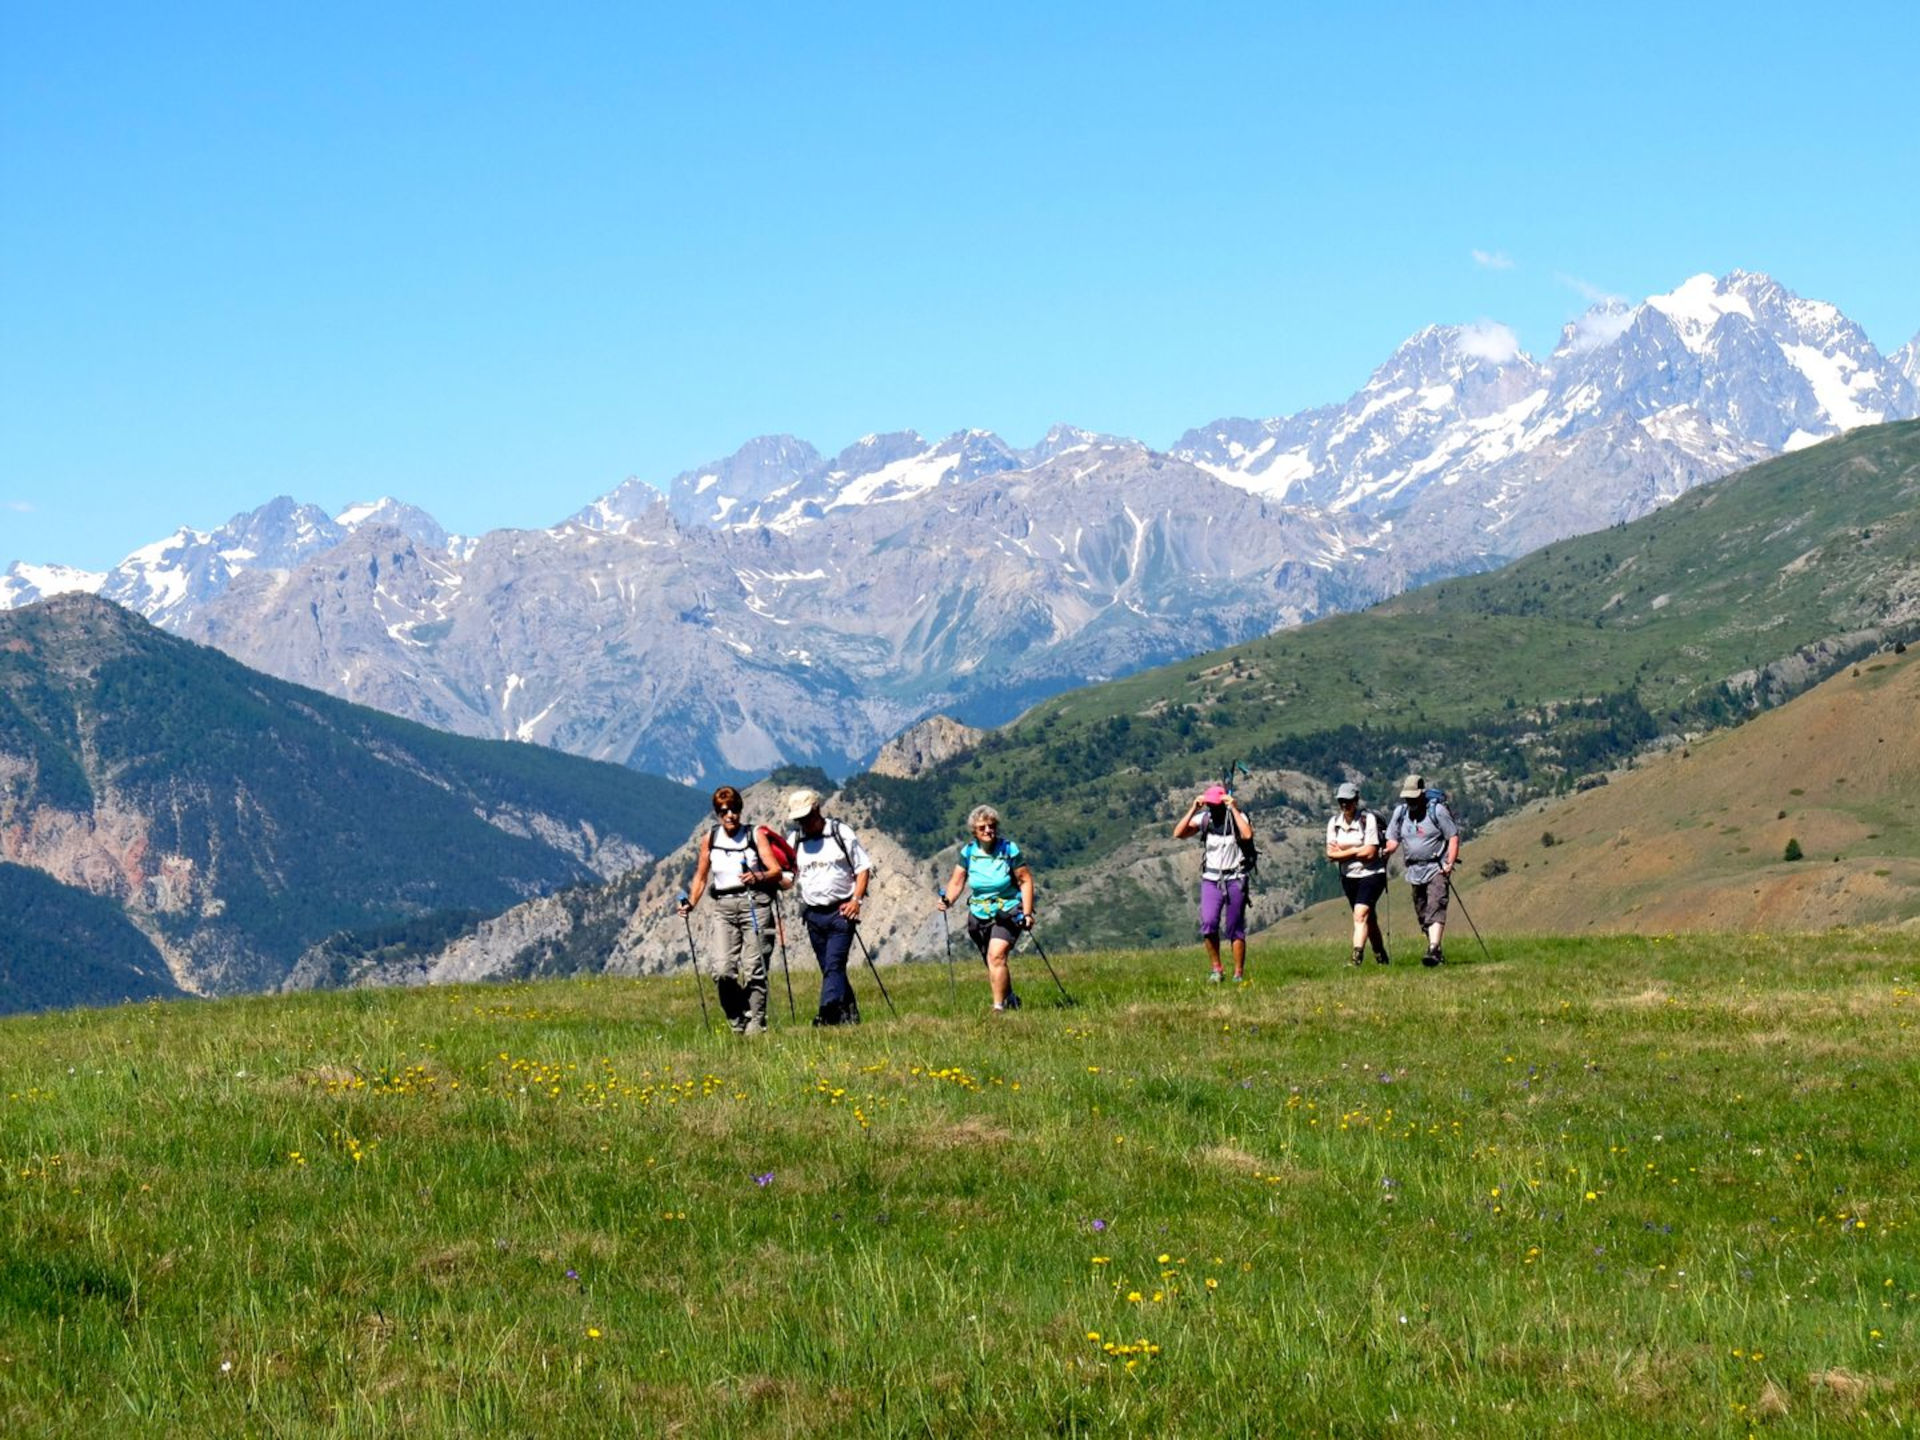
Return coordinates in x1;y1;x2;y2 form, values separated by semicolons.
1382;773;1459;968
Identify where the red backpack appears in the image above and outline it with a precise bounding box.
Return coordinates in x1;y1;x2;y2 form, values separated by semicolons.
754;825;797;889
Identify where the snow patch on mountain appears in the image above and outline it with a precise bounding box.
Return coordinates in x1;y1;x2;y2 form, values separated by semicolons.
0;561;107;609
1646;271;1756;348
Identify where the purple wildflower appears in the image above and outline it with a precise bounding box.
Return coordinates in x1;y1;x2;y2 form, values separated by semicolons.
754;1171;774;1187
1091;1218;1107;1233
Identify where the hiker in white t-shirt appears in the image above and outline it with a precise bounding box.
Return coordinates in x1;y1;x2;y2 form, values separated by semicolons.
1325;782;1389;967
1173;784;1253;983
678;785;787;1033
784;787;873;1026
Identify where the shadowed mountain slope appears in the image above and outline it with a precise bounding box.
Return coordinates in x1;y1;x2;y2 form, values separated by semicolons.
0;862;185;1012
0;596;705;1006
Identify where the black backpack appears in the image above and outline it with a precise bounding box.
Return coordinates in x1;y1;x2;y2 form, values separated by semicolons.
1199;806;1258;879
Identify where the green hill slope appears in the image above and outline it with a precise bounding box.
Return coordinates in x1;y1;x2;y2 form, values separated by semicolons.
1282;643;1920;942
846;422;1920;942
0;596;707;1004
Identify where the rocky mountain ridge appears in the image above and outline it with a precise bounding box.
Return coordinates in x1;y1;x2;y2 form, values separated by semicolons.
6;271;1913;782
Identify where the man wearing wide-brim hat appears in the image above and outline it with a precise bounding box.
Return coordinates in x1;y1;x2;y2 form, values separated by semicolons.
783;787;873;1025
1382;774;1459;967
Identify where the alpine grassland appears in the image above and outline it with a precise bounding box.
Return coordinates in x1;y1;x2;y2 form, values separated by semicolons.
4;932;1917;1436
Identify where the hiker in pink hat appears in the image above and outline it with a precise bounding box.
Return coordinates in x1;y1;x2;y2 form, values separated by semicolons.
1173;783;1254;983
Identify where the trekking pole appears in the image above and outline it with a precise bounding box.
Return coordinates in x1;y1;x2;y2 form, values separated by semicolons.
1380;872;1393;957
771;894;798;1022
1448;878;1494;964
849;924;899;1018
677;896;713;1033
934;886;957;1003
1019;919;1078;1007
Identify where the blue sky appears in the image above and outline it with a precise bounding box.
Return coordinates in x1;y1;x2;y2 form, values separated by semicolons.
4;1;1916;571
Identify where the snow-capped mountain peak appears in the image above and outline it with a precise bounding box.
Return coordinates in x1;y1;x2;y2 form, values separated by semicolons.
1179;270;1917;545
334;497;449;550
0;560;107;610
1895;333;1920;390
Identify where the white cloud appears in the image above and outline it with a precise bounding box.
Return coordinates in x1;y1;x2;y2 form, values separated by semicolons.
1457;320;1522;364
1471;249;1514;271
1557;273;1623;306
1566;307;1636;354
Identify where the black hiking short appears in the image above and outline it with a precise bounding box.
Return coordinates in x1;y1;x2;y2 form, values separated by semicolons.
967;914;1022;955
1341;872;1387;911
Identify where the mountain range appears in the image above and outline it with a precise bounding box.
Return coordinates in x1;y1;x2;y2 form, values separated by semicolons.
289;419;1920;985
5;271;1915;783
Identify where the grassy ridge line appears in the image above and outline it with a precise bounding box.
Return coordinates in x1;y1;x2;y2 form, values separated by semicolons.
3;935;1917;1435
848;423;1920;925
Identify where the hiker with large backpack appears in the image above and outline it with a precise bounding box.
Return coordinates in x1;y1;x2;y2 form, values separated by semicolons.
784;787;874;1026
677;785;791;1035
1325;781;1390;966
1173;783;1254;983
935;804;1036;1015
1382;773;1460;967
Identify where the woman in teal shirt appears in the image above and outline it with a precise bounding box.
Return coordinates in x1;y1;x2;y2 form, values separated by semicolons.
936;804;1037;1014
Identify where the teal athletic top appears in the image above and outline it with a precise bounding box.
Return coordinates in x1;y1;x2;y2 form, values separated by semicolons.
959;837;1025;920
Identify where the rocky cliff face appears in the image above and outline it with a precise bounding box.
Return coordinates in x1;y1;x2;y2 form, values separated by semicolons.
869;715;987;779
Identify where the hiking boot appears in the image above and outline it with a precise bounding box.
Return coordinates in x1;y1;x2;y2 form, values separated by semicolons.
1349;947;1364;968
1422;949;1441;968
1375;952;1391;966
1005;992;1022;1011
1208;970;1225;983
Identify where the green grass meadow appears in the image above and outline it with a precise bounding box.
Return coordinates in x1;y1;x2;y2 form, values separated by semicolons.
4;931;1917;1436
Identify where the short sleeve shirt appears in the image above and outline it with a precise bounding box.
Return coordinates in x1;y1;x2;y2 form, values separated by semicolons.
960;838;1024;919
787;819;872;907
1326;810;1385;880
1385;802;1458;885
